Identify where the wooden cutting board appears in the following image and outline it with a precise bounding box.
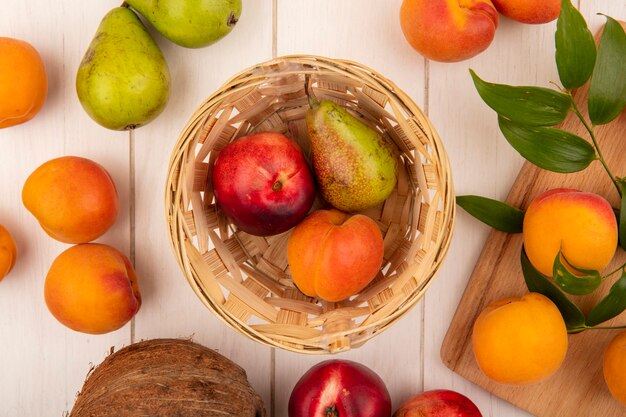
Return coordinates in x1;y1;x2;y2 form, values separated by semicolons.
441;25;626;417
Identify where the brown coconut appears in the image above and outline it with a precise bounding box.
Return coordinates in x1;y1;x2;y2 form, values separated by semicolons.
69;338;266;417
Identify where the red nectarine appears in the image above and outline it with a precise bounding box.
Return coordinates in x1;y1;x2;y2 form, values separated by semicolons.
212;132;316;236
289;360;392;417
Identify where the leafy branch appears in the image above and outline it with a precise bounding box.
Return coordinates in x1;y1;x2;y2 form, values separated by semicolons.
568;92;620;196
458;0;626;331
522;250;626;334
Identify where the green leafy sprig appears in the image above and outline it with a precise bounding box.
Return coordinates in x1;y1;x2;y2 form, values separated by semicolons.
458;0;626;332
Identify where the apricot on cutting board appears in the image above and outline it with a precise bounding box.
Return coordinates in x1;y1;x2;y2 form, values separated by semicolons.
472;292;568;385
522;189;618;277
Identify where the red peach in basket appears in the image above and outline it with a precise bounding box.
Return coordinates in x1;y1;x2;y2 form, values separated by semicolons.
604;330;626;406
523;188;618;277
287;209;384;302
44;243;141;334
211;132;316;237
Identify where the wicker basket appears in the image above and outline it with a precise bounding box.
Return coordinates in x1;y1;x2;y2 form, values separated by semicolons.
165;55;455;354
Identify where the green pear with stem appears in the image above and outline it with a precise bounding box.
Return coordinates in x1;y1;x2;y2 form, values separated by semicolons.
125;0;242;48
76;6;170;131
305;81;398;212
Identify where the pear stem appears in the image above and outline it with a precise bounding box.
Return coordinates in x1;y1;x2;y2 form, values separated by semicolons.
120;1;129;7
304;74;320;110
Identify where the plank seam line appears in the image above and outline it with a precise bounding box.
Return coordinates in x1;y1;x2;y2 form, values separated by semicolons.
272;0;278;58
271;2;278;416
129;129;136;344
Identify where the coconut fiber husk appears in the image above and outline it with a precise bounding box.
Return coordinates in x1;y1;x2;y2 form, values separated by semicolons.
69;338;266;417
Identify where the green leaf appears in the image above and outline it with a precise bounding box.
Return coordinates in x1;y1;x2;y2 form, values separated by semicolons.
588;16;626;125
498;116;596;173
470;69;571;126
620;180;626;251
555;0;597;90
586;268;626;326
521;249;585;329
456;195;524;233
553;251;603;295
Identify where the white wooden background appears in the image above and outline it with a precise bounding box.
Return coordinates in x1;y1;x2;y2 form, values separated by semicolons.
1;1;624;416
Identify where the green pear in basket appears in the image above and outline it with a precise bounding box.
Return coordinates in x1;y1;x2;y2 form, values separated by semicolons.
126;0;242;48
305;77;398;212
76;6;170;130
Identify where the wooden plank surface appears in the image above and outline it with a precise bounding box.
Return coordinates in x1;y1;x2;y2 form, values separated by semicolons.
273;1;426;414
0;1;131;415
0;1;623;416
132;1;275;410
440;24;626;417
423;10;563;417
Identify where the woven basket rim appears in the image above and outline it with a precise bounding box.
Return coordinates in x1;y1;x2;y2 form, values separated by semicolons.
165;54;456;354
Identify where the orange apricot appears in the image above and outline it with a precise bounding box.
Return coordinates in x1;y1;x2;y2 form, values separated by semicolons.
0;37;47;128
44;243;141;334
472;292;568;384
400;0;499;62
523;189;618;277
0;225;17;281
603;330;626;406
22;156;119;244
287;209;384;302
492;0;560;24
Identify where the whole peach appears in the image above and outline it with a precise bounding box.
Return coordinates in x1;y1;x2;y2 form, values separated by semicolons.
22;156;119;244
603;330;626;406
287;209;384;302
393;389;482;416
472;292;568;385
400;0;499;62
212;132;316;236
44;243;141;334
289;360;392;417
523;189;618;277
0;225;17;281
0;37;48;129
492;0;560;24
